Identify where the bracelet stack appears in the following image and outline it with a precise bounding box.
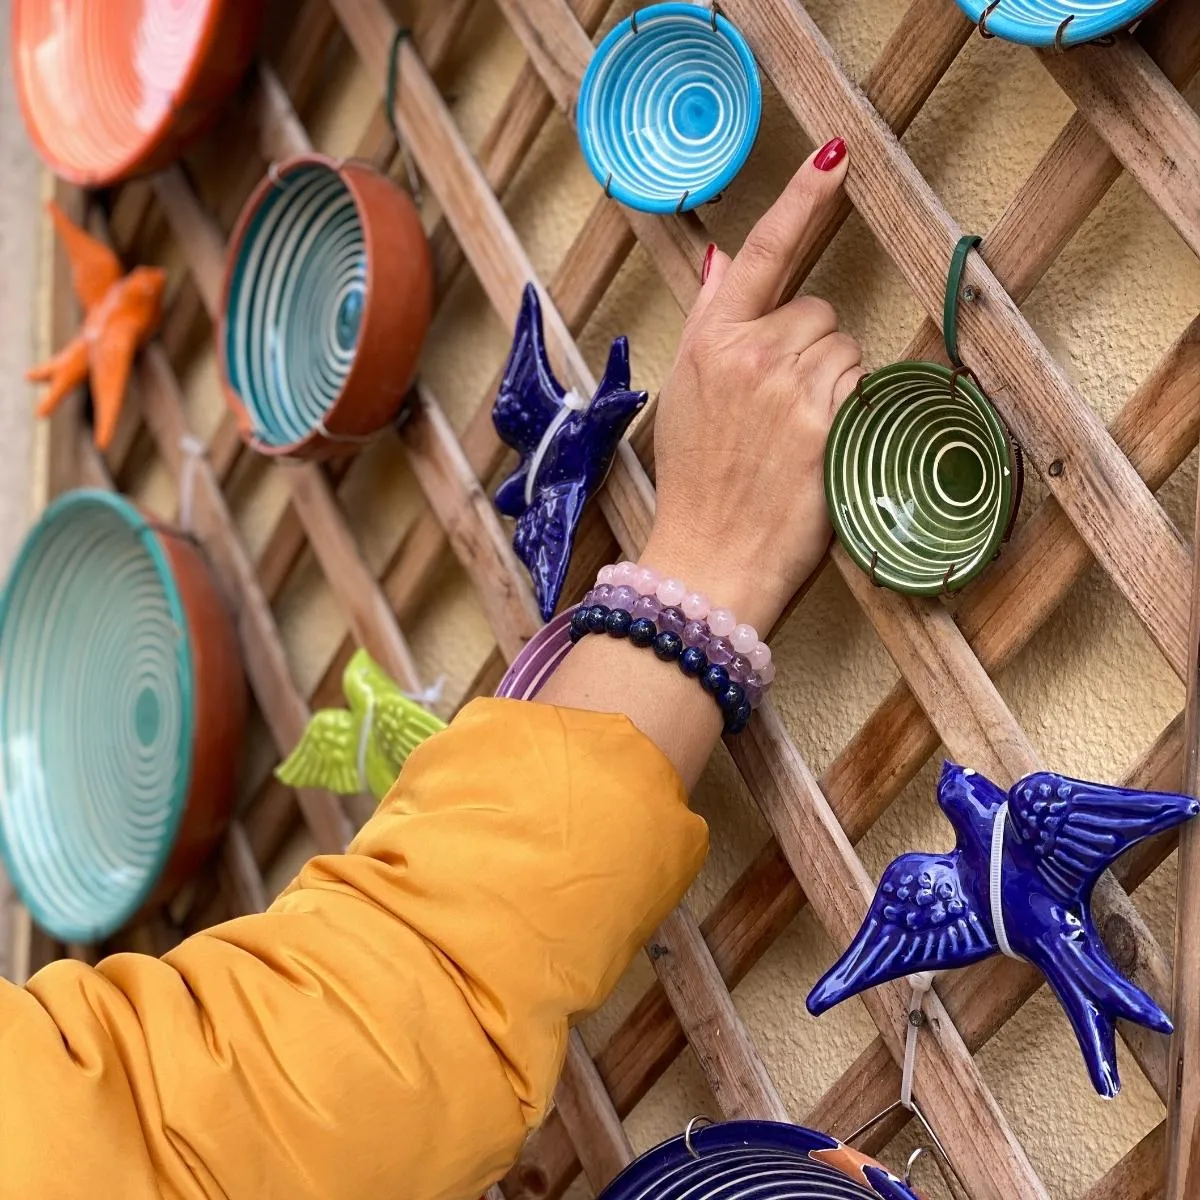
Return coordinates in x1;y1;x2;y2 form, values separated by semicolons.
569;560;775;735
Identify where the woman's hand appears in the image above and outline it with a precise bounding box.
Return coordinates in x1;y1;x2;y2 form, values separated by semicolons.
643;137;863;634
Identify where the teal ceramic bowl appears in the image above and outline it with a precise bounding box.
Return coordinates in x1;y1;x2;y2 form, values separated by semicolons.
0;491;244;942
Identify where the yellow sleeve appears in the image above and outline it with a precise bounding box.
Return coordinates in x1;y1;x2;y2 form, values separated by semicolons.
0;698;707;1200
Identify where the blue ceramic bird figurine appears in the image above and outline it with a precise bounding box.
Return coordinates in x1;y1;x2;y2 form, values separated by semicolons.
808;762;1199;1098
493;284;647;620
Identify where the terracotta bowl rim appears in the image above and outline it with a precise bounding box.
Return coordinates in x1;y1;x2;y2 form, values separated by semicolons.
0;489;199;941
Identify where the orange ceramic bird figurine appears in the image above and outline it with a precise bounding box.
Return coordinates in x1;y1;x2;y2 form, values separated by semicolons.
27;203;166;451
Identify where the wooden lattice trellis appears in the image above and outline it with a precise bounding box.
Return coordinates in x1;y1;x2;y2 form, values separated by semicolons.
29;0;1200;1196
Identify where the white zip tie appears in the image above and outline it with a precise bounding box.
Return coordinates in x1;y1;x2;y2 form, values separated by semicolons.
990;802;1019;959
178;435;205;533
403;674;446;708
356;694;375;794
524;388;590;507
901;971;936;1110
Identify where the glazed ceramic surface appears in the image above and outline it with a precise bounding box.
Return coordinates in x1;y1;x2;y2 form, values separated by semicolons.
808;762;1199;1098
493;285;647;620
955;0;1161;46
12;0;262;186
27;203;165;452
221;155;433;459
276;649;445;801
598;1121;922;1200
576;3;762;213
825;362;1016;596
0;491;242;943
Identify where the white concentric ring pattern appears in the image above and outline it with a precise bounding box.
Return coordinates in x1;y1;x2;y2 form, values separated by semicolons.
955;0;1159;46
577;6;761;212
826;364;1013;595
0;494;192;942
225;163;368;448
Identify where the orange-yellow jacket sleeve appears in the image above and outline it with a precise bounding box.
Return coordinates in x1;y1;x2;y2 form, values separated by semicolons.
0;698;708;1200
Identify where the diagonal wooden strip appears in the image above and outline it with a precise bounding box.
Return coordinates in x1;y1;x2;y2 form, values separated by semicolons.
553;1031;634;1190
1040;33;1200;261
1083;1122;1165;1200
724;0;1191;679
729;706;1049;1200
507;313;1200;1200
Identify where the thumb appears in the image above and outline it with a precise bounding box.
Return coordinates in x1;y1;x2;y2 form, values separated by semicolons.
687;245;733;325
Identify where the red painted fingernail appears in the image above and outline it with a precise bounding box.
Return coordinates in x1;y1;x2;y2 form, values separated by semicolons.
701;243;716;284
813;136;847;171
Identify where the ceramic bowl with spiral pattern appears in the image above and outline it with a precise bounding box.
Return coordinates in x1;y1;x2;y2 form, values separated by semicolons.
825;362;1018;597
598;1121;924;1200
220;154;433;460
12;0;262;186
576;3;762;214
955;0;1162;47
0;490;244;943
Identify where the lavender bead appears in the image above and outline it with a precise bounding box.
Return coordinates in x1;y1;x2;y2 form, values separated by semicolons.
729;654;753;685
682;620;709;649
658;606;686;636
707;637;734;667
631;594;661;623
611;584;639;611
592;584;614;607
744;676;765;709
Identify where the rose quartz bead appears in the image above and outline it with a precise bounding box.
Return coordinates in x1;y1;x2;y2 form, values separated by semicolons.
632;566;660;595
708;608;735;637
612;561;639;587
597;564;616;586
730;624;758;654
656;577;686;607
749;641;772;671
759;660;776;685
681;592;710;621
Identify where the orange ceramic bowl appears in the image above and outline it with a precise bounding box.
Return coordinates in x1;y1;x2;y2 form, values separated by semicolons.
219;154;434;461
12;0;263;186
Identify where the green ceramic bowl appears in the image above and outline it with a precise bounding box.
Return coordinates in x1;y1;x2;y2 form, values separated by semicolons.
825;362;1017;596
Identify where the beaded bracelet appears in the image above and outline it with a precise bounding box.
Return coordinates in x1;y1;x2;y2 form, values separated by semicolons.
570;603;754;735
589;561;775;700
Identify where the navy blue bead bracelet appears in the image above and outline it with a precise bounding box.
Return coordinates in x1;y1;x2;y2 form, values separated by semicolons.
570;603;753;735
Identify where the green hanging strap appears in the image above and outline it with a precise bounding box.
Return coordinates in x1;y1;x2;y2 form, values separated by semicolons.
386;27;424;206
942;234;982;369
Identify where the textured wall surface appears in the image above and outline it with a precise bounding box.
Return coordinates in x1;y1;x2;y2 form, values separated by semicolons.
115;0;1199;1196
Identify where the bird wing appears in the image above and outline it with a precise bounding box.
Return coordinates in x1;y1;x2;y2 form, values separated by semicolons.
1007;770;1199;904
372;694;447;771
87;318;140;451
512;478;589;622
275;709;362;796
807;851;996;1015
492;284;566;458
48;202;122;312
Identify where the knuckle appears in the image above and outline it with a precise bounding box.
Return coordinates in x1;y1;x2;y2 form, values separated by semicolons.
797;295;838;330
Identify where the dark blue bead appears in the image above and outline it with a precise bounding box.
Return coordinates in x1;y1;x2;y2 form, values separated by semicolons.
653;631;683;662
585;605;610;634
679;647;707;677
701;664;730;696
570;608;590;643
717;682;746;715
629;617;657;648
725;699;753;735
605;608;633;637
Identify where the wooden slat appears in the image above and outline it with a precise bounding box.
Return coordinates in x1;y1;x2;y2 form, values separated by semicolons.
1084;1123;1166;1200
552;1031;634;1190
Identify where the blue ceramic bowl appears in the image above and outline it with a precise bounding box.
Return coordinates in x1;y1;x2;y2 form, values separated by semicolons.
599;1121;922;1199
577;3;762;214
955;0;1161;47
0;491;241;942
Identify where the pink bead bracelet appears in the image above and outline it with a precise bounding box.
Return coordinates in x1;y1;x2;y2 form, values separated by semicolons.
595;561;775;692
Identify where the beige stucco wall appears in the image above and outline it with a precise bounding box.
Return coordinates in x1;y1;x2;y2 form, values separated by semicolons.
112;1;1199;1196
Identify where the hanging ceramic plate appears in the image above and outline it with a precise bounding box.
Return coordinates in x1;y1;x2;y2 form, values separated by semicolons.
0;491;244;943
825;362;1018;596
220;154;433;461
598;1121;924;1199
955;0;1162;48
576;3;762;214
12;0;262;186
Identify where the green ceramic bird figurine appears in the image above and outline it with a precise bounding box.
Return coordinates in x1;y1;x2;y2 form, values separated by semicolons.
276;650;446;800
